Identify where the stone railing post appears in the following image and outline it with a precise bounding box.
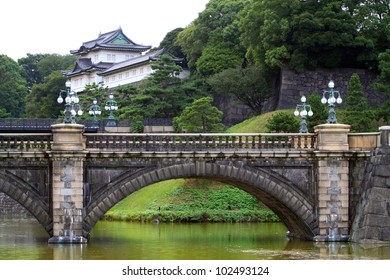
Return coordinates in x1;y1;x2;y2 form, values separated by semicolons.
379;126;390;147
314;123;351;241
48;123;87;243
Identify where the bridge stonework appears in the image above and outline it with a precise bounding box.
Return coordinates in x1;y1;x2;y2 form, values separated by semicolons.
351;126;390;242
48;124;87;243
0;124;387;243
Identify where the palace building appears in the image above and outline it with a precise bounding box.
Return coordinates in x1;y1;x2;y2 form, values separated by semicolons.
63;28;184;92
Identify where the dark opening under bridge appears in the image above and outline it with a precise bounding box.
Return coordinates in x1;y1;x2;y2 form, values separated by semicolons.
0;123;389;243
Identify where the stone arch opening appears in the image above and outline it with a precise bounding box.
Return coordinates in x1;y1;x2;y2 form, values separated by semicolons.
0;171;52;235
84;162;318;240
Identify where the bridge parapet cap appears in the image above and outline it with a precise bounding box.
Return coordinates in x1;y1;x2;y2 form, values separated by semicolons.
348;132;380;151
51;123;85;151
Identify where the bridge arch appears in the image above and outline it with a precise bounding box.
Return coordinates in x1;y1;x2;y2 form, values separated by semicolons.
84;161;318;240
0;171;52;235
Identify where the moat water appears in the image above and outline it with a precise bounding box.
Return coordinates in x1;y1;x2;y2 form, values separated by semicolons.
1;216;390;260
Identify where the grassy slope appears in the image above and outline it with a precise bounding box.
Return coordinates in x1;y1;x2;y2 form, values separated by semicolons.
226;109;294;133
107;179;185;214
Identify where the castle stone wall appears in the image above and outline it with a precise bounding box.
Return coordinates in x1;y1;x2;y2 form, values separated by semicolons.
278;67;380;110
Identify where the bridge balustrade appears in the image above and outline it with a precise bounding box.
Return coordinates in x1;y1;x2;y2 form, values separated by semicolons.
0;133;53;151
84;133;316;152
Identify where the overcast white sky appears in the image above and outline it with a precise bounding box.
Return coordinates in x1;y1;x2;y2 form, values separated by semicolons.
1;0;209;61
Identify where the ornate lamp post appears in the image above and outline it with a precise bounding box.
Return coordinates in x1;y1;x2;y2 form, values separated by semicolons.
104;93;118;127
88;98;101;129
321;80;342;124
57;80;83;124
294;95;313;133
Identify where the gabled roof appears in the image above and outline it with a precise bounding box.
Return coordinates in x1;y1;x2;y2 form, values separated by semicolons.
70;28;151;55
63;58;114;77
98;48;184;76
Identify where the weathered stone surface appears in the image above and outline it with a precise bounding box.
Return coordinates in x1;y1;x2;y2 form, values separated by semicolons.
351;142;390;243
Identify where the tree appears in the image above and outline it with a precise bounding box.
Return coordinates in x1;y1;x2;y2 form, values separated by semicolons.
195;42;243;77
306;93;328;132
24;71;67;118
208;64;272;114
240;0;378;71
18;53;48;91
265;112;300;133
131;115;144;133
18;53;75;92
343;73;375;132
176;0;248;73
137;54;182;118
174;96;224;133
125;54;205;119
147;54;182;88
158;28;187;67
78;83;109;120
375;49;390;122
36;54;75;78
0;55;27;117
20;53;76;118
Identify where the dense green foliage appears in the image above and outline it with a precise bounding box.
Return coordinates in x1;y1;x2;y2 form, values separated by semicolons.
174;96;224;132
176;0;248;73
22;54;76;118
25;71;67;118
208;65;272;114
265;112;300;133
375;49;390;122
344;73;376;132
0;55;27;117
239;0;388;71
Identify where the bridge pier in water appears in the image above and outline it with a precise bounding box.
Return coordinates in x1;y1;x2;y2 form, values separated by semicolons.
48;124;87;243
314;124;351;241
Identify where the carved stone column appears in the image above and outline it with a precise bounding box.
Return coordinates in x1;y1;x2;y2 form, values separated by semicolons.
48;124;87;243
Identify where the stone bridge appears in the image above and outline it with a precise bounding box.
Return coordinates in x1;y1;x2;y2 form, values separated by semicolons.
0;123;389;243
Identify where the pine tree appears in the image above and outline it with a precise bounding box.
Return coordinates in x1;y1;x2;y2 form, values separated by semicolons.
343;73;375;132
174;96;224;133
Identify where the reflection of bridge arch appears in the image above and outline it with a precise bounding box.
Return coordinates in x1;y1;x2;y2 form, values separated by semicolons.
0;171;52;235
84;162;317;240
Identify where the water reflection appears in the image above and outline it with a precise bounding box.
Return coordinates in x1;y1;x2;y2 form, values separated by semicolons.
1;218;390;260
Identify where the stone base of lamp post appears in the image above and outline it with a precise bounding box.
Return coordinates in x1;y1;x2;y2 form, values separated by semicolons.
314;123;350;151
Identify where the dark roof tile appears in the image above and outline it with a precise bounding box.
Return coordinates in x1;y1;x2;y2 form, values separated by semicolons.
70;28;151;54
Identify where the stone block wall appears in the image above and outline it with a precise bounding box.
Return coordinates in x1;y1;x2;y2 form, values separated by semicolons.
278;67;380;110
351;147;390;242
0;193;31;218
213;67;380;122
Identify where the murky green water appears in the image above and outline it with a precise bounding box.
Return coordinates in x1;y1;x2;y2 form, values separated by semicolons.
1;218;390;260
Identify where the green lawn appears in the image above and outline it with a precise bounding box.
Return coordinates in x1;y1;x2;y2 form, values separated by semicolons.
226;109;294;133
